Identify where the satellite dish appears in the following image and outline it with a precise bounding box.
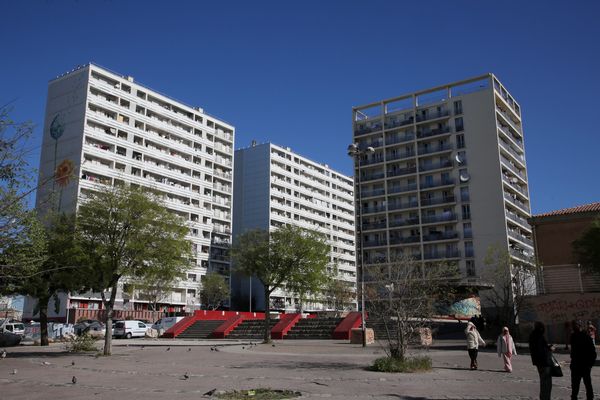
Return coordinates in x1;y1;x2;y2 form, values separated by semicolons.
459;172;470;182
455;154;463;164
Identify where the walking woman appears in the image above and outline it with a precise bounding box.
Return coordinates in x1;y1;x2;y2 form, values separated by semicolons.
529;321;554;400
465;321;486;370
497;326;517;372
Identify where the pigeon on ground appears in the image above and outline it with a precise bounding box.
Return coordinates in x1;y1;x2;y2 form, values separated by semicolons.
1;349;6;359
187;348;191;352
141;345;145;350
42;361;51;365
272;344;276;347
72;376;77;384
166;347;171;351
242;346;245;350
11;369;17;375
204;389;217;396
71;361;75;366
183;372;189;380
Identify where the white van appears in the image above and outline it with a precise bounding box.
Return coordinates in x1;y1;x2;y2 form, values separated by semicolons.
151;316;184;332
0;320;25;336
113;320;149;339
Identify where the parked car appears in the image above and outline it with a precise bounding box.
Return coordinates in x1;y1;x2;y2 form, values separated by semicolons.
74;319;105;336
0;320;25;336
151;316;184;332
113;320;149;339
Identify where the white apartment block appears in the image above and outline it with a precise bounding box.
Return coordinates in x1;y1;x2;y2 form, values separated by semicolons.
25;63;234;321
351;74;534;303
232;142;356;312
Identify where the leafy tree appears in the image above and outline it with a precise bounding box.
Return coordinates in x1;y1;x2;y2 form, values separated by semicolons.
200;272;230;310
573;218;600;273
480;245;536;334
135;265;185;321
323;271;356;312
365;255;457;360
232;225;330;342
0;105;46;286
76;185;191;355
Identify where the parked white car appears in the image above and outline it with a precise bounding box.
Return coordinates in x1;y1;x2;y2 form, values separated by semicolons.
151;316;184;332
0;320;25;336
113;320;149;339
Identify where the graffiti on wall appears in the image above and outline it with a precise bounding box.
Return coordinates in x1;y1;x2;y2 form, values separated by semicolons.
521;293;600;324
438;296;481;317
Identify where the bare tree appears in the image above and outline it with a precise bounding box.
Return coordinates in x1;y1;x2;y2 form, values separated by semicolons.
365;255;457;360
323;272;356;312
200;272;230;310
480;245;536;334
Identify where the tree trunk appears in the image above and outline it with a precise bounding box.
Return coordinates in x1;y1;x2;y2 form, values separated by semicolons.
103;285;119;356
263;288;271;343
39;296;50;346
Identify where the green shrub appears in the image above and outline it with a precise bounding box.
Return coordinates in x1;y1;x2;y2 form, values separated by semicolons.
67;334;98;352
370;356;432;373
216;388;301;399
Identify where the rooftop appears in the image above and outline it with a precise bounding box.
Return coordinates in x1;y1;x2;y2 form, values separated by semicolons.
532;201;600;219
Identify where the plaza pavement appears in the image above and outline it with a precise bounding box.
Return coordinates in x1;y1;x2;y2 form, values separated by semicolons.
1;338;598;399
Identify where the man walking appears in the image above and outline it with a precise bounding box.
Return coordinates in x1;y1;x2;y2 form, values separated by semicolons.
570;320;596;400
529;321;554;400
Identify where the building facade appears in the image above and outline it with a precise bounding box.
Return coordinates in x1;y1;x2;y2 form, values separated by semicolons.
351;74;534;303
232;142;356;312
529;202;600;294
24;63;234;321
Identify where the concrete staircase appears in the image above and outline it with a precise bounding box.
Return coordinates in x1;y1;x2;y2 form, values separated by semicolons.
366;319;397;340
176;320;223;339
285;318;343;339
226;319;277;339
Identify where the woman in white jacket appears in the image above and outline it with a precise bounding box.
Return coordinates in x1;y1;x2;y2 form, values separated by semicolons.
497;326;517;372
465;321;486;370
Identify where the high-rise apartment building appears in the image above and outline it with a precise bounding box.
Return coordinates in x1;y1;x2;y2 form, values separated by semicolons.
25;63;234;321
232;142;356;312
351;74;534;301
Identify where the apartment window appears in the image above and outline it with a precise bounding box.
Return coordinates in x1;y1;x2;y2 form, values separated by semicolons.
462;204;471;220
460;186;470;202
455;117;464;132
187;273;197;282
466;260;476;277
465;241;474;257
463;223;472;238
457;134;465;149
454;100;463;115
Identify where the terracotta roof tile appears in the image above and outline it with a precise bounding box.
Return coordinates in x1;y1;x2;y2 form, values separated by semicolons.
534;202;600;218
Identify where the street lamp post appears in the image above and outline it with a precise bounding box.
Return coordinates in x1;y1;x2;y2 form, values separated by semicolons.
347;143;374;347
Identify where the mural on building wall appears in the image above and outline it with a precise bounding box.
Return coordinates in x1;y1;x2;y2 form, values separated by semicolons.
521;293;600;324
439;295;481;317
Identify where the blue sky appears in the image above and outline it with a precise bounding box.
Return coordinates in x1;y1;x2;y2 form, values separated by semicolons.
1;0;599;214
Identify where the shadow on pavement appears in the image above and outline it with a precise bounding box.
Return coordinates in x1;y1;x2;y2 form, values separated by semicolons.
236;361;363;371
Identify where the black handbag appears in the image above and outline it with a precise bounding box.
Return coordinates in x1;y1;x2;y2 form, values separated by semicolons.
550;355;563;377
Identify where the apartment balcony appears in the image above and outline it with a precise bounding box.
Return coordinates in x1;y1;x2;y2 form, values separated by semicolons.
498;139;525;167
420;212;457;224
419;159;452;172
503;192;530;213
363;239;388;248
386;132;415;145
362;171;386;182
497;123;524;150
422;231;459;242
388;217;420;228
211;237;231;247
362;157;385;166
420;178;455;190
417;142;453;156
502;175;528;197
362;221;387;231
213;183;232;193
361;188;385;198
465;248;474;258
362;205;387;214
388;200;419;211
386;151;415;162
508;229;534;247
387;166;417;178
505;210;531;230
387;182;418;194
416;110;449;123
354;122;383;136
500;155;527;182
423;249;460;260
464;228;473;239
389;236;420;245
496;108;522;135
420;195;456;207
416;126;451;139
509;247;533;262
385;117;414;129
210;254;230;262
